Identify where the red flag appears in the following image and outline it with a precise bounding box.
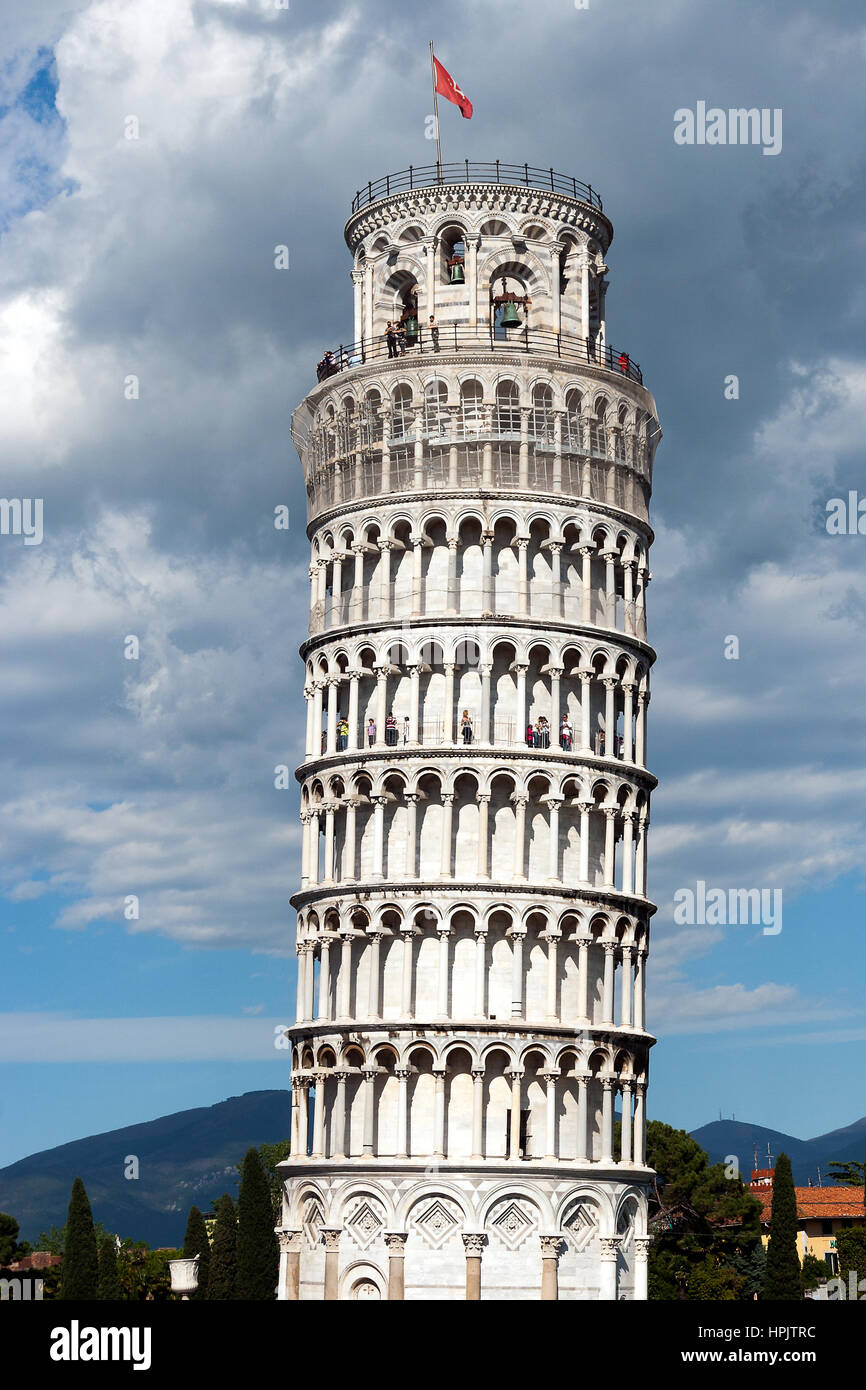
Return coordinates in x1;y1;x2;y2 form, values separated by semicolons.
433;56;473;119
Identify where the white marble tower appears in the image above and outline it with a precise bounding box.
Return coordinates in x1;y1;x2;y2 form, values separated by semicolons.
277;161;661;1301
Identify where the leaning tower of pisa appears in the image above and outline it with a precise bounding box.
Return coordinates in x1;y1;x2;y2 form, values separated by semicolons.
277;160;661;1301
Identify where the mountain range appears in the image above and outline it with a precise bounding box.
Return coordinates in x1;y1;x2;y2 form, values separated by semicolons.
1;1092;863;1247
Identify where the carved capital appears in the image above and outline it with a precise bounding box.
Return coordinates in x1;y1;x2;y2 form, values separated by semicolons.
320;1227;342;1253
462;1232;487;1257
599;1235;622;1259
383;1230;408;1256
275;1227;304;1254
539;1234;564;1259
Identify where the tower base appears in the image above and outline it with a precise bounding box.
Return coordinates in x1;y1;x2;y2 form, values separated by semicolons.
277;1163;651;1300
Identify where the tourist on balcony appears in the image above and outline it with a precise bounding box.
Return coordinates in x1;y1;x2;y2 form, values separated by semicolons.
536;715;550;750
560;715;573;751
367;716;376;747
338;717;349;751
428;315;440;352
594;728;605;756
385;711;398;746
617;351;630;375
396;321;407;356
461;710;473;744
385;322;398;359
402;715;410;744
526;722;536;748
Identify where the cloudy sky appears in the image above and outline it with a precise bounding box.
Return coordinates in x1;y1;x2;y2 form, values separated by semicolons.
0;0;864;1170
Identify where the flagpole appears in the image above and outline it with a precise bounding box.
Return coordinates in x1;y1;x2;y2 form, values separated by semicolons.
429;40;442;178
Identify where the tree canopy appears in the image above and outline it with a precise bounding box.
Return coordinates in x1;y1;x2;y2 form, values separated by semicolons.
646;1121;762;1300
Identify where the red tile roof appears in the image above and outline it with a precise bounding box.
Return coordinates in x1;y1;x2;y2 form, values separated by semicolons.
749;1185;866;1223
6;1252;62;1270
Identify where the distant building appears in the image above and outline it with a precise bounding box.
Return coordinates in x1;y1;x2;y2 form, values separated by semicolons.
749;1169;865;1274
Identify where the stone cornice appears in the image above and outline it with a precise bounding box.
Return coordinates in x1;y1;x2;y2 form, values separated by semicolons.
295;351;656;420
295;743;658;792
304;485;656;549
286;1019;656;1048
300;610;658;665
289;877;658;918
343;182;613;255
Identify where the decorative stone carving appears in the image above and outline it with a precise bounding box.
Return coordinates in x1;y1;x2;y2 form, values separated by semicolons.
275;1226;303;1255
561;1199;600;1253
487;1197;539;1251
383;1230;408;1256
409;1197;463;1250
344;1196;387;1250
301;1195;325;1250
461;1232;487;1257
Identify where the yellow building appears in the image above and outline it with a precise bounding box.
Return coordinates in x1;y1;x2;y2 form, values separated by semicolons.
749;1171;865;1274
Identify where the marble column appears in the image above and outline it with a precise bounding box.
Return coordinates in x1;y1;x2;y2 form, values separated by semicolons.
440;793;454;878
395;1069;410;1158
474;928;487;1017
634;1236;652;1302
508;1070;523;1159
361;1067;376;1156
332;1072;348;1159
322;1228;342;1301
400;930;415;1017
547;796;563;881
276;1227;303;1301
384;1231;408;1301
540;1235;562;1301
463;1233;486;1301
471;1069;485;1158
347;671;360;751
510;929;526;1019
512;794;528;881
543;1072;557;1159
599;1235;621;1301
544;929;560;1022
476;794;490;878
436;927;451;1017
433;1068;446;1158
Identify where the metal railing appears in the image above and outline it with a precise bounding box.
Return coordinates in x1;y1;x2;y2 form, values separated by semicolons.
350;161;603;214
316;324;642;385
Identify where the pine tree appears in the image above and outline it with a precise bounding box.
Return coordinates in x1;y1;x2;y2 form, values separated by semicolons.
183;1205;210;1301
97;1234;123;1300
236;1147;279;1300
206;1193;237;1300
60;1177;99;1300
764;1153;801;1300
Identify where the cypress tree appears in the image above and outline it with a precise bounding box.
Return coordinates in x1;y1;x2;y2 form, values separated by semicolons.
183;1205;210;1301
764;1152;801;1300
97;1234;123;1300
61;1177;99;1300
206;1193;237;1300
236;1147;279;1300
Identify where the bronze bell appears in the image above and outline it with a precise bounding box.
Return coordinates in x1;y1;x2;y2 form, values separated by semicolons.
449;260;465;284
404;315;419;339
500;300;522;328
